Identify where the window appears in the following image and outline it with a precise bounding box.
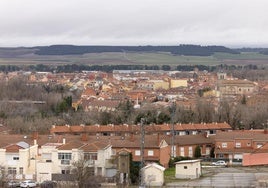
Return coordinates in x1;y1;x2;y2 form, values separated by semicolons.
58;153;72;160
219;154;224;158
7;167;16;175
19;167;23;174
84;153;98;161
13;157;19;160
189;147;193;157
135;150;141;156
257;143;263;148
222;143;227;148
235;142;241;148
184;166;187;169
61;169;70;174
247;143;251;146
58;153;72;165
180;147;185;157
148;150;154;156
206;148;210;155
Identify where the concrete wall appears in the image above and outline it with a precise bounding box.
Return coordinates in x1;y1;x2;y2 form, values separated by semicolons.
144;167;164;186
175;161;201;179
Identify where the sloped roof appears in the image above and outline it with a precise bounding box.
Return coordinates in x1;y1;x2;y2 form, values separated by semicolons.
50;122;231;134
172;134;214;146
214;130;268;141
57;141;86;150
142;162;165;171
243;153;268;166
175;159;201;165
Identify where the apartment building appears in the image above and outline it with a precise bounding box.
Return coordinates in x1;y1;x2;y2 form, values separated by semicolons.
36;138;115;182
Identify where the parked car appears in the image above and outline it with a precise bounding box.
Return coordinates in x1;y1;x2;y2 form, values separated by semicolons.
212;160;227;166
7;181;20;187
20;180;37;188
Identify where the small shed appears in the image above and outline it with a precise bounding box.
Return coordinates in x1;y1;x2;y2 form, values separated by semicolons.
142;163;165;187
175;159;201;179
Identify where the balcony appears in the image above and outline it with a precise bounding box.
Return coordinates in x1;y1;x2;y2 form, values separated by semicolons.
105;159;117;168
61;160;70;165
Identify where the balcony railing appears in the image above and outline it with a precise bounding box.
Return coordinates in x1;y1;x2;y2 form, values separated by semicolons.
61;160;70;165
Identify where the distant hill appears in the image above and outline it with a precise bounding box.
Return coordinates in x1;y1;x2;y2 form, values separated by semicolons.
34;44;240;56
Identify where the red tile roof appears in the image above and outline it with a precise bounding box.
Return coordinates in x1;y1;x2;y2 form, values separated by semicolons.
50;122;231;134
214;130;268;141
243;153;268;166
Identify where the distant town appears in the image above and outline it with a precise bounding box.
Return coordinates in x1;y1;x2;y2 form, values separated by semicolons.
0;67;267;187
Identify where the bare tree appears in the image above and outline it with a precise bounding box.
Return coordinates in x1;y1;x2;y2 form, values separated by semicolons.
71;159;100;188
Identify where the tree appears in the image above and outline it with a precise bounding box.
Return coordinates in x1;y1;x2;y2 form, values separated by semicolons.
72;159;100;188
129;153;139;185
194;145;201;158
241;95;247;105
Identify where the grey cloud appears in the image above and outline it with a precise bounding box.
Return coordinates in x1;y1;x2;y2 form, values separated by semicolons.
1;0;268;47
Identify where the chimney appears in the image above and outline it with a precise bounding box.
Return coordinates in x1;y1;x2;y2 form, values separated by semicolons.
81;133;88;141
204;132;208;138
32;131;38;140
34;139;37;145
63;137;66;144
264;128;268;134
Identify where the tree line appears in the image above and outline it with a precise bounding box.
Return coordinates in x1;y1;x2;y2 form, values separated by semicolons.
34;44;239;56
0;63;264;73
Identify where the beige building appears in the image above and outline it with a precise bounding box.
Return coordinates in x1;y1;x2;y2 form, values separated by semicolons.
142;163;165;187
175;159;201;179
0;141;38;181
170;79;188;88
217;79;257;95
137;80;169;90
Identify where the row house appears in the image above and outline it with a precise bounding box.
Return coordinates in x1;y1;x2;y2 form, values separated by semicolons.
36;138;115;182
107;135;170;168
170;134;214;158
50;122;231;137
214;129;268;162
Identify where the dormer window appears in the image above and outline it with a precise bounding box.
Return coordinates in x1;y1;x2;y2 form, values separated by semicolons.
222;143;227;148
235;142;241;148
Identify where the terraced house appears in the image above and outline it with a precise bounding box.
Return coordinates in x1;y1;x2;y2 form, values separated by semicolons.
214;129;268;162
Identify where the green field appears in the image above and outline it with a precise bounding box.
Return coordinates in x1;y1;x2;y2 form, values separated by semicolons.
0;51;268;66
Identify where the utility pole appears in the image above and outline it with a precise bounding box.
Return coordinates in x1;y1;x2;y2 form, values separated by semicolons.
139;118;145;188
171;101;176;159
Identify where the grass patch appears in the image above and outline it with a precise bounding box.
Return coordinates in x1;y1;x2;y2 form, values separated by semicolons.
164;167;186;183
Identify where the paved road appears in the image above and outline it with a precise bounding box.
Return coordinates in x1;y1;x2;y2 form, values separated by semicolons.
166;167;268;187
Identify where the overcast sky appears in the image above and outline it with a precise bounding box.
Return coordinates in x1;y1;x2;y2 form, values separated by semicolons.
1;0;268;47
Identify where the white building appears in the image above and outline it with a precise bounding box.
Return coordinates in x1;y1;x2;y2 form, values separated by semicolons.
175;159;201;179
36;139;115;182
0;140;38;181
142;163;165;187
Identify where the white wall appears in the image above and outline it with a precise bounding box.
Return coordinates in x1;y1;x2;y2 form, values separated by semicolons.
175;161;201;179
144;167;164;186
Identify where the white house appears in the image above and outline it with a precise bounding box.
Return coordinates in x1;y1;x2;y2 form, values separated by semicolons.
142;163;165;187
0;140;38;181
36;139;115;182
175;159;201;179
